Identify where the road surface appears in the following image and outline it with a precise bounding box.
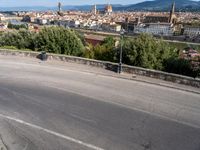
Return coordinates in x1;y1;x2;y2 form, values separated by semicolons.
0;55;200;150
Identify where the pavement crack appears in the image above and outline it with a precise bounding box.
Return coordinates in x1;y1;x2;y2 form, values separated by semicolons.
4;120;37;150
0;134;9;150
70;113;97;124
22;143;28;150
142;141;152;150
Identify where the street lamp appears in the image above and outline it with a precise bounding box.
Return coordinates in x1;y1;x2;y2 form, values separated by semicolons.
118;29;124;74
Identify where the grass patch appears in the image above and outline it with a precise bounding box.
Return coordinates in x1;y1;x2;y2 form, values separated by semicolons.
0;46;32;51
167;42;200;52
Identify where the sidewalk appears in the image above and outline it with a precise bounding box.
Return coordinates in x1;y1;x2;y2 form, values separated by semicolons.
0;54;199;94
44;58;200;94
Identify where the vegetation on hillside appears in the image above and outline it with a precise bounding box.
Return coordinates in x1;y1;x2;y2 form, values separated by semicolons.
0;27;84;56
7;22;28;30
0;27;199;78
168;41;200;52
122;34;177;70
84;36;117;62
35;27;84;55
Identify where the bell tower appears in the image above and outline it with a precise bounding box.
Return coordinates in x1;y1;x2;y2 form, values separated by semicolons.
58;2;62;13
92;4;97;15
169;2;175;23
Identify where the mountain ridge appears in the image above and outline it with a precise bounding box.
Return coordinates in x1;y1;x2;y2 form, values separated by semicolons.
118;0;200;11
0;0;200;11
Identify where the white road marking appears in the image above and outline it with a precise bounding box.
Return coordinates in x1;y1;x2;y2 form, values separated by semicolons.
0;113;105;150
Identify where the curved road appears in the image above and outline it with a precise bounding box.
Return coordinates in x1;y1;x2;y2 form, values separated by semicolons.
0;55;200;150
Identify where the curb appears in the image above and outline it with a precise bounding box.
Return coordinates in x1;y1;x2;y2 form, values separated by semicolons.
84;71;200;95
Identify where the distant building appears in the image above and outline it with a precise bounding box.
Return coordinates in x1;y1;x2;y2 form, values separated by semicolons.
84;34;105;46
34;18;48;25
58;2;62;13
109;24;122;32
92;4;97;15
101;23;121;32
144;15;169;23
69;20;80;28
104;4;113;15
135;2;177;36
184;26;200;36
0;23;7;30
117;18;137;33
101;23;110;31
134;23;174;36
9;20;27;26
58;2;64;16
22;14;36;22
0;14;5;21
180;48;200;71
55;20;70;28
144;2;177;24
169;2;176;24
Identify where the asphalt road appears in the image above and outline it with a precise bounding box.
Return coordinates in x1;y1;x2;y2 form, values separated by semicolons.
0;56;200;150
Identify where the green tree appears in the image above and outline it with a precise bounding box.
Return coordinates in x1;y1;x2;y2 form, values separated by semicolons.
83;43;95;59
74;30;86;46
0;29;35;50
83;36;116;61
93;36;116;61
8;22;28;30
18;29;36;50
122;33;177;70
35;27;84;56
164;58;199;77
102;36;115;48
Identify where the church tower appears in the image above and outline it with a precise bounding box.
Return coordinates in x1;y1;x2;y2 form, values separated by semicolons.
105;4;112;15
58;2;62;13
92;4;97;15
58;2;64;16
169;2;175;23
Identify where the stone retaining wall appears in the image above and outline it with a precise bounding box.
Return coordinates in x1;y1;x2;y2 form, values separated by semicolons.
0;49;199;88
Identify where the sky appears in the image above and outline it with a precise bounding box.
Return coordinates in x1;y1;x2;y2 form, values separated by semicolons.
0;0;148;7
1;0;199;7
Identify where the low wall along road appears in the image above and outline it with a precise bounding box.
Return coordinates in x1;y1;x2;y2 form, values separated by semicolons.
0;49;199;88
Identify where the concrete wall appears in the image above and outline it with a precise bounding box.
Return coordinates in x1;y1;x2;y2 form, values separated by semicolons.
0;49;199;88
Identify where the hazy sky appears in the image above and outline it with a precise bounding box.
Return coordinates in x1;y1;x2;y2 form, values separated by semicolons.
0;0;148;7
1;0;199;7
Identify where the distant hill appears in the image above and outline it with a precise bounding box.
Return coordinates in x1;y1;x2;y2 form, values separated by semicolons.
115;0;200;11
62;4;122;11
0;6;52;11
0;0;200;12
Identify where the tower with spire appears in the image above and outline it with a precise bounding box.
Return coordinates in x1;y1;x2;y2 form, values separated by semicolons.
92;4;97;15
169;1;176;23
58;2;62;13
57;2;64;16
